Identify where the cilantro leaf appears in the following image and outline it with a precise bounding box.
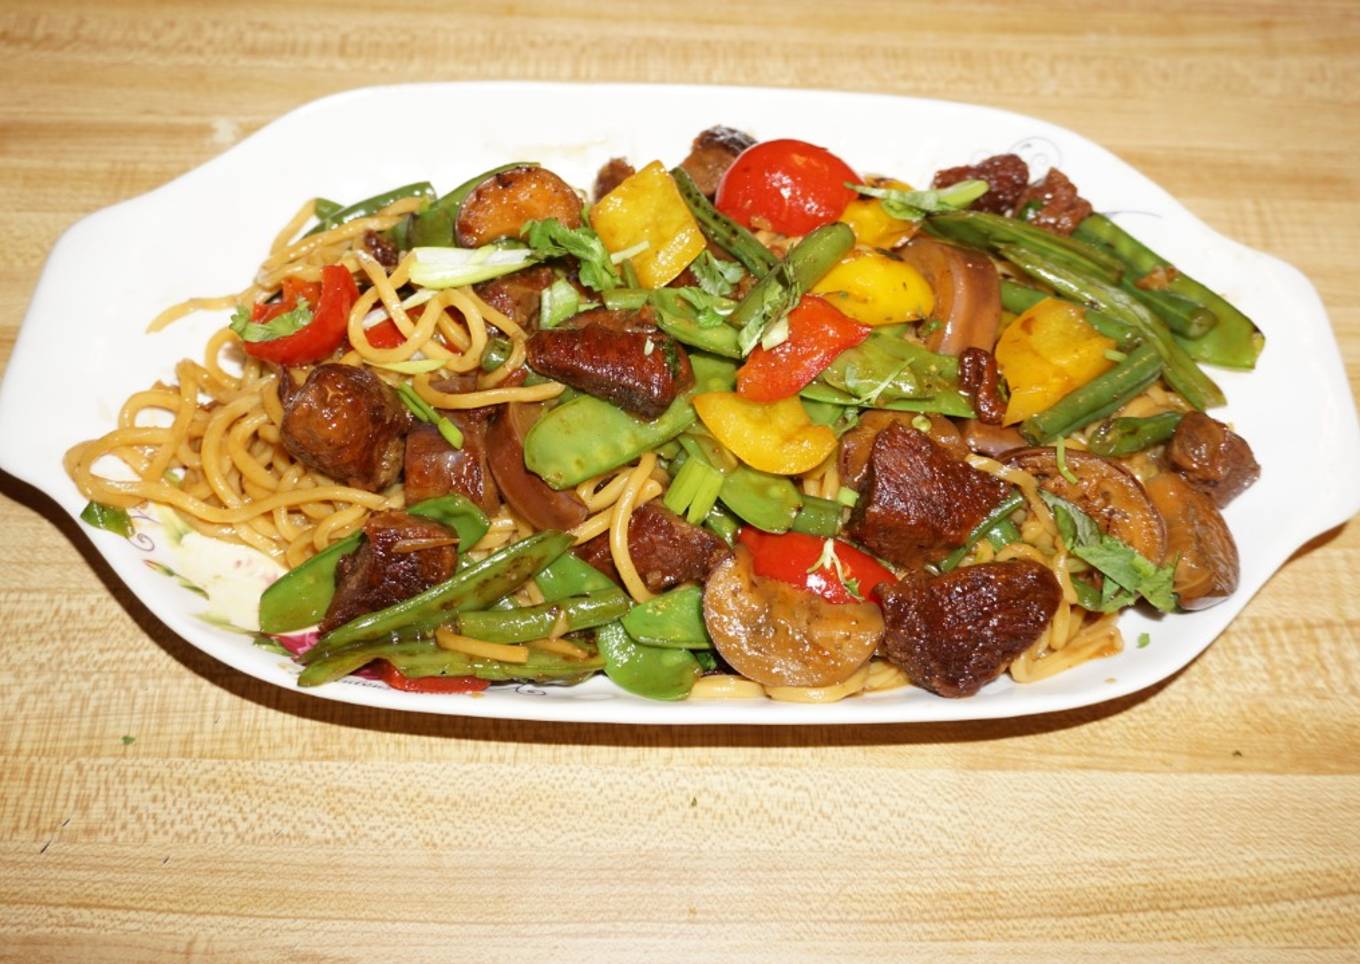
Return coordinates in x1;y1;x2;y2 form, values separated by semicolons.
229;298;313;344
691;250;745;297
674;287;736;328
1039;490;1177;612
522;218;620;292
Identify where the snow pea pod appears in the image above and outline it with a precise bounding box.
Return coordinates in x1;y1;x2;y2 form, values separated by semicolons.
621;584;711;649
307;530;572;657
524;354;736;489
304;181;435;237
534;552;619;600
258;494;490;634
595;621;702;701
456;589;629;643
719;465;802;533
649;289;743;358
408;161;539;248
804;328;975;417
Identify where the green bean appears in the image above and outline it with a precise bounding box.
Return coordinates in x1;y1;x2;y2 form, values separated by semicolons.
258;494;490;634
621;584;711;650
999;280;1140;349
926;210;1125;282
790;494;843;537
312;197;343;220
999;244;1224;411
479;336;514;372
602;287;651;311
648;289;742;358
304;181;435;237
456;589;628;643
307;531;572;656
728;223;855;338
670;167;778;275
1125;284;1218;339
1087;412;1184;457
986;518;1022;551
719;465;802;533
298;638;601;688
938;492;1025;573
1073;213;1263;369
534;552;618;601
595;621;702;701
1019;343;1162;444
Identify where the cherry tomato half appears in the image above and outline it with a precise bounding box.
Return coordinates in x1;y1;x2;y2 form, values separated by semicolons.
715;139;859;236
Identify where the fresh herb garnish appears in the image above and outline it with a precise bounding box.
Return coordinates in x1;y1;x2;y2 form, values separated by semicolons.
674;287;737;328
691;250;745;297
847;178;989;222
737;262;800;356
1040;491;1178;612
1055;436;1079;485
1137;632;1151;649
807;538;864;601
522;218;620;291
229;298;312;343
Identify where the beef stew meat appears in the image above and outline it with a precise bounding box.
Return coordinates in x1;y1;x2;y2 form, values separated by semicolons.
318;511;460;634
281;363;411;491
402;419;500;515
931;153;1030;215
1014;168;1093;236
576;502;729;595
846;423;1011;569
879;560;1062;698
1167;411;1260;507
593;157;636;201
679;125;757;197
526;310;694;420
473;265;559;331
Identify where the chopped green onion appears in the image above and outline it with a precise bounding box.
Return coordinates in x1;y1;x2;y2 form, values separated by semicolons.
609;240;650;264
80;501;133;538
602;288;650;311
664;456;724;524
409;245;538;289
394;383;463;449
911;414;932;432
1055;436;1079;485
539;278;585;329
835;486;859;508
368;357;448;375
758;315;790;351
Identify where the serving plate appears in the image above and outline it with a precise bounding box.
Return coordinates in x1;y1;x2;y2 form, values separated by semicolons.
3;82;1357;725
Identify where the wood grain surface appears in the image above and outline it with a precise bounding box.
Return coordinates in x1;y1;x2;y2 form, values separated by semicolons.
2;1;1358;960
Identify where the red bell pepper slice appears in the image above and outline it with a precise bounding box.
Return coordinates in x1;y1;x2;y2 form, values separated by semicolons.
364;319;405;349
736;295;870;402
737;527;896;605
378;661;489;694
242;264;360;365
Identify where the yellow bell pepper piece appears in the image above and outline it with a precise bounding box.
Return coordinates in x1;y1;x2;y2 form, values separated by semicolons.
995;298;1117;425
839;178;917;248
811;250;934;327
692;393;837;476
589;160;706;289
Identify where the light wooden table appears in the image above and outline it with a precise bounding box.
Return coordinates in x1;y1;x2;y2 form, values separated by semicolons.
2;2;1358;960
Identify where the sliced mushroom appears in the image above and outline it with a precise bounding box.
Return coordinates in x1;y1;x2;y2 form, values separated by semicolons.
455;165;584;248
1005;447;1166;562
703;547;884;688
485;402;589;531
1144;472;1239;610
897;235;1001;356
959;419;1025;458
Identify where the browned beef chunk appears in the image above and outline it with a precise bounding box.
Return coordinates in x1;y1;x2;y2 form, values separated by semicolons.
455;166;583;247
362;229;399;269
281;364;410;491
839;412;967;493
1166;412;1260;507
526;312;694;419
473;265;559;331
403;417;500;515
679;126;756;197
879;560;1061;698
958;347;1005;425
593;157;636;201
846;423;1010;570
318;511;459;633
931;153;1030;215
1015;168;1092;236
575;502;729;594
